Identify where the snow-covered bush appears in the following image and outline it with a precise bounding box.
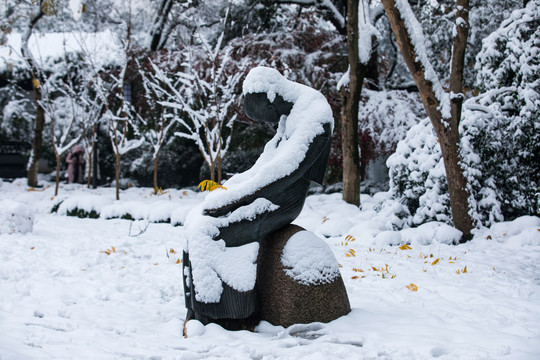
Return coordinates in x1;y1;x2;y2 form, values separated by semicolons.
388;2;540;227
358;89;426;156
387;118;452;226
56;196;113;219
0;200;34;234
472;1;540;220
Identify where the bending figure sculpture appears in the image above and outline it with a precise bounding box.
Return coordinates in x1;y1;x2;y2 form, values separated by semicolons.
182;67;334;329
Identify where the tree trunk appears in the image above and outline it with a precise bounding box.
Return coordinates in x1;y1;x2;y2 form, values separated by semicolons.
115;154;121;200
209;161;216;183
87;148;93;188
27;85;45;187
341;0;363;207
150;0;174;51
55;155;61;196
153;155;159;193
21;2;45;188
381;0;474;240
92;142;99;189
217;155;223;184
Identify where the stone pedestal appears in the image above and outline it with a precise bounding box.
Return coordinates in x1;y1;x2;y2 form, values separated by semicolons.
257;224;351;327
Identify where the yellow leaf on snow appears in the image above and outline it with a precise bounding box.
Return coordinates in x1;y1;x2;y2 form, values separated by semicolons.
198;180;227;192
406;283;418;292
431;258;440;265
399;244;412;250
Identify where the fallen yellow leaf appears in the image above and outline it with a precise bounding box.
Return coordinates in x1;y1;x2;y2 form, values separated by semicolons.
431;258;440;265
406;283;418;292
198;180;227;192
399;244;412;250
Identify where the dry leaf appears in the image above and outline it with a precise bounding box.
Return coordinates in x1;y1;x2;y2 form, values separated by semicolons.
399;244;412;250
406;283;418;292
198;180;227;192
431;258;440;265
351;276;359;280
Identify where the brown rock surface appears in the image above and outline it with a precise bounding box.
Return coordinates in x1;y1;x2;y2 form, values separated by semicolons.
256;224;351;327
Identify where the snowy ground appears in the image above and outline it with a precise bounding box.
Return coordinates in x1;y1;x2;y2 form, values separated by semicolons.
1;179;539;360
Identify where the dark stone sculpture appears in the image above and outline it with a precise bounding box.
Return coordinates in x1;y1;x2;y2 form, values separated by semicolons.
182;67;349;333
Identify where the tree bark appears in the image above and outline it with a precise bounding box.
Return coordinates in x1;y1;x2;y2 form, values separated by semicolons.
153;155;159;193
381;0;474;240
92;139;99;189
115;154;121;200
150;0;174;51
217;155;223;185
27;86;45;187
55;155;61;196
21;2;45;187
87;148;93;188
341;0;363;207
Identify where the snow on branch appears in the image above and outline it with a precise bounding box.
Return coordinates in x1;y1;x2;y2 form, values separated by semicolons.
358;0;379;65
390;0;451;121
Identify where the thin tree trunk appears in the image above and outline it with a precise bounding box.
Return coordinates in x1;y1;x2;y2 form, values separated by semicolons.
341;0;363;207
22;2;45;188
217;155;223;184
87;148;93;188
92;141;98;189
150;0;174;51
115;154;121;200
209;162;216;183
381;0;474;240
55;155;61;196
153;155;159;193
27;87;45;187
447;0;473;241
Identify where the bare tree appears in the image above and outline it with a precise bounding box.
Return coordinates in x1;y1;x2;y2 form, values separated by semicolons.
105;59;145;200
20;0;46;187
381;0;474;240
337;0;380;206
139;60;178;193
153;32;244;183
41;94;81;196
77;78;105;188
278;0;383;206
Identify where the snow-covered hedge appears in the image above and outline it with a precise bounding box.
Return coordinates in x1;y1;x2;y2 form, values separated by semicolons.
0;200;34;234
51;193;199;225
388;3;540;228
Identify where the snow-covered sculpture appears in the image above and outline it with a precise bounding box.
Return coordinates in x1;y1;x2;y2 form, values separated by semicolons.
182;67;347;330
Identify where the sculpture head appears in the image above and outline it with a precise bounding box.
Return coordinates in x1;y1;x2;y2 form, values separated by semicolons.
244;92;293;124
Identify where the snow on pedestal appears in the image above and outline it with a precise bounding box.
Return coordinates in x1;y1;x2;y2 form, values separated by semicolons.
281;230;340;285
0;200;34;234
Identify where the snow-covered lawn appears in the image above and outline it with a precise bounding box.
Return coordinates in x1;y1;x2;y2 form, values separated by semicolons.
1;179;539;359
